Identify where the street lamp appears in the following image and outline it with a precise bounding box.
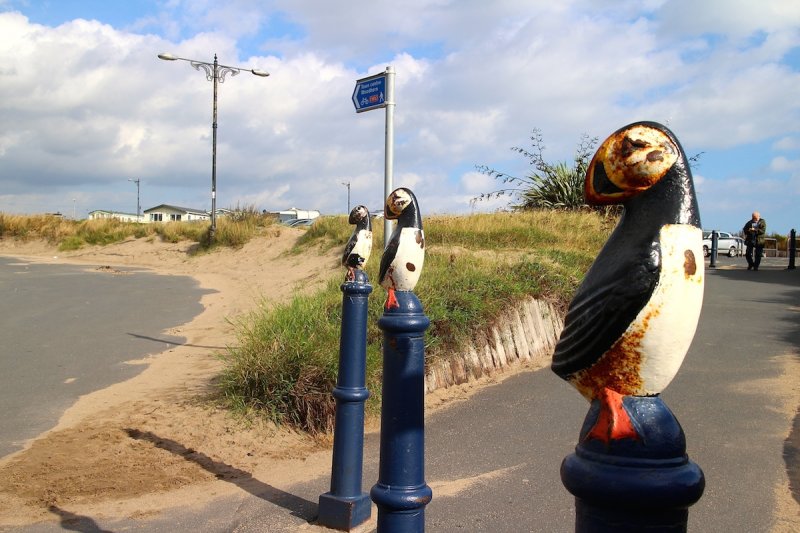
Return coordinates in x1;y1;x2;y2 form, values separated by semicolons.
128;178;141;220
158;52;269;240
342;181;351;213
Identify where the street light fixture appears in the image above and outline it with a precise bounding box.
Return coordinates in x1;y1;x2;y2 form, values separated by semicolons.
158;52;269;240
128;178;141;220
341;181;351;213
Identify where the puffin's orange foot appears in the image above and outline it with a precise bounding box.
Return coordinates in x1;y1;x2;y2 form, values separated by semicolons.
584;387;640;443
385;288;399;309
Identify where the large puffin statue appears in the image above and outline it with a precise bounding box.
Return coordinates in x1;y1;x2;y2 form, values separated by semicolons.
342;205;373;281
379;188;425;309
551;121;704;443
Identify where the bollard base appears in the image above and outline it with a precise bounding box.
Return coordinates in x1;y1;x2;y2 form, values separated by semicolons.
575;502;688;533
561;395;704;533
317;492;372;531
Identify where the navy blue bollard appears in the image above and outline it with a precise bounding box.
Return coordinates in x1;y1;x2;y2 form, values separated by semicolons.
789;229;796;270
318;269;372;531
709;229;718;268
370;291;432;532
561;396;705;532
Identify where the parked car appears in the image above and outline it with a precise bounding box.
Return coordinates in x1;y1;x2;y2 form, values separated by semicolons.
702;231;743;257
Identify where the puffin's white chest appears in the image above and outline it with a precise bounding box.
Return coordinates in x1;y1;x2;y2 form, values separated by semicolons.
382;227;425;291
631;224;704;394
352;229;372;264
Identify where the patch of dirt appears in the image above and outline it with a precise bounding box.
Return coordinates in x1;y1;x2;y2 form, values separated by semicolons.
0;230;341;526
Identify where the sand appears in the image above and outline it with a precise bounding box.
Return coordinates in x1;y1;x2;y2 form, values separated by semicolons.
0;229;348;526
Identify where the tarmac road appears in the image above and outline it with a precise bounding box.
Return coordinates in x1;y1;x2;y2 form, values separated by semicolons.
0;257;212;457
7;255;800;532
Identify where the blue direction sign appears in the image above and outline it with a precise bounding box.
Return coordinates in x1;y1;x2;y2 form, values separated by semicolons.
352;73;387;113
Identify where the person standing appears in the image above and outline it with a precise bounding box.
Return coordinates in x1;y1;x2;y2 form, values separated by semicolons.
743;211;767;270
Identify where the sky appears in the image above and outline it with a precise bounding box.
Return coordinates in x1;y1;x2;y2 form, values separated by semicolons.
0;0;799;235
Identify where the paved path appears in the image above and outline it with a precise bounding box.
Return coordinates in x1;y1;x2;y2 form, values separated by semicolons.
0;257;211;456
10;256;800;532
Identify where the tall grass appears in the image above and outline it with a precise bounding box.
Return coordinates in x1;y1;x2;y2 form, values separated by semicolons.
220;210;612;432
0;207;277;251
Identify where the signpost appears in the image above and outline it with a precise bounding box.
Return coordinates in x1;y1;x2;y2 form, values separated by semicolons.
352;72;387;113
353;67;395;245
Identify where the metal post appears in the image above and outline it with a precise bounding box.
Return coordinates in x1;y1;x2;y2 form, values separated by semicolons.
371;291;431;532
561;396;705;532
342;181;351;213
158;52;269;241
709;230;718;268
210;54;219;241
789;229;796;270
128;178;141;220
383;66;395;248
318;270;373;531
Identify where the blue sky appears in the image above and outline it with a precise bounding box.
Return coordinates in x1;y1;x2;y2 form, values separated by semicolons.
1;0;799;235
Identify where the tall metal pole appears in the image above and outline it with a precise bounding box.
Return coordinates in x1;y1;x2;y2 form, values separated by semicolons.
211;54;219;240
342;181;351;213
383;66;395;247
157;52;269;241
128;178;141;219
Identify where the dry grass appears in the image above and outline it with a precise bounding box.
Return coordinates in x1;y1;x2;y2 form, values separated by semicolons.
0;208;277;251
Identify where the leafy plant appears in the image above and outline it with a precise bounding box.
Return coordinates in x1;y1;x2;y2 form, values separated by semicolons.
475;128;598;211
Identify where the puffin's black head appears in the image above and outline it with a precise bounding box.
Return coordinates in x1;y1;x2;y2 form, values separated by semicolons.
384;187;422;228
585;122;681;206
348;205;371;230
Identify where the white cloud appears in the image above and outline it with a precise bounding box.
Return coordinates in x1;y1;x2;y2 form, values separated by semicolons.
770;156;800;173
0;2;799;233
773;136;800;151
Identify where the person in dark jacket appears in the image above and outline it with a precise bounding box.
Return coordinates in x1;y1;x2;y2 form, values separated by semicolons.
743;211;767;270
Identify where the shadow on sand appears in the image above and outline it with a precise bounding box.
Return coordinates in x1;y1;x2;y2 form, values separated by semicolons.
125;428;318;523
47;505;113;533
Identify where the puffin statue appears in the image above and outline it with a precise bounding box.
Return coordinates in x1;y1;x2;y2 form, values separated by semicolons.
379;188;425;309
342;205;373;281
551;121;704;444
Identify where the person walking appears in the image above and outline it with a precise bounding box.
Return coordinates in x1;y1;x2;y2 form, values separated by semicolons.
743;211;767;270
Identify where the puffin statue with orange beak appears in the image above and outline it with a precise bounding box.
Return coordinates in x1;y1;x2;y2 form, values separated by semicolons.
379;188;425;309
552;121;704;443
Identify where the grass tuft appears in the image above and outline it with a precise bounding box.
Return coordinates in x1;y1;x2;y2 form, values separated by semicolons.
221;210;613;432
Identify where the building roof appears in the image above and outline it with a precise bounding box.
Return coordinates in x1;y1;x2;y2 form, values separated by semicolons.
89;209;139;216
143;204;208;215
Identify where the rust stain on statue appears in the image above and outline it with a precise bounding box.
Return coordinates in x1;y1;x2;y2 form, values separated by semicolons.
684;249;697;277
573;308;662;398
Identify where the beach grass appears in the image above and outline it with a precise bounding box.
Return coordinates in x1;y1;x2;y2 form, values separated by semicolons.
0;207;277;251
219;210;613;432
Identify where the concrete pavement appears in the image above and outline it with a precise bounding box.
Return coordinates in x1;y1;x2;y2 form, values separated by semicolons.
0;257;212;457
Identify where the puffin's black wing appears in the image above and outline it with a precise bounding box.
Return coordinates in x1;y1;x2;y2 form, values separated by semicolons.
342;233;358;267
378;228;400;285
552;238;660;377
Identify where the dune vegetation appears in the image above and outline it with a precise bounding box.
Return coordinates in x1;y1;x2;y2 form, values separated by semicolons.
219;210;615;432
